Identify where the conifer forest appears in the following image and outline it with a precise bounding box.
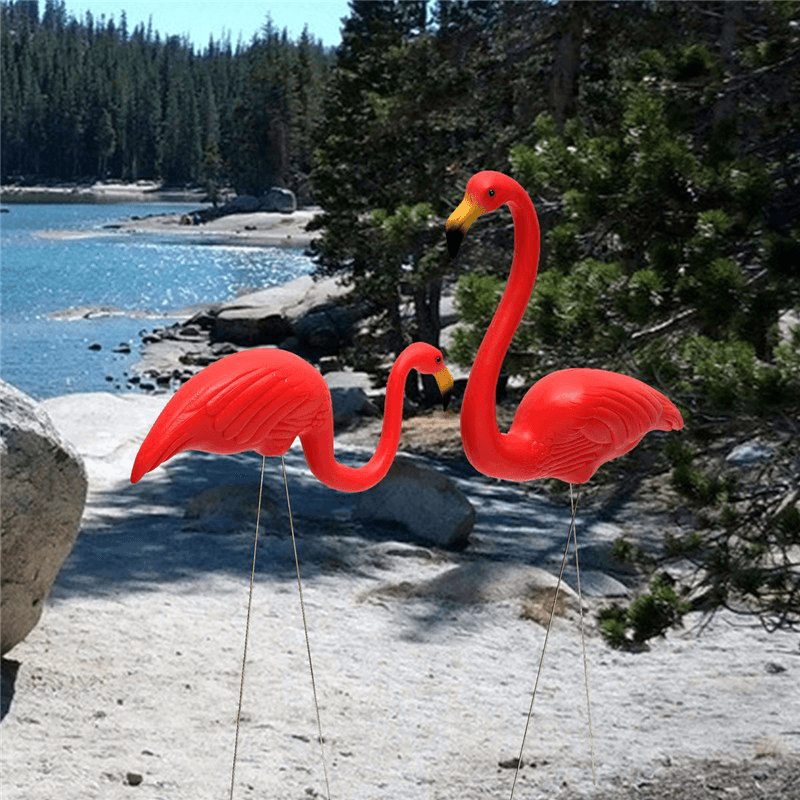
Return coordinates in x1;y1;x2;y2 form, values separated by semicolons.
0;0;331;192
2;0;799;633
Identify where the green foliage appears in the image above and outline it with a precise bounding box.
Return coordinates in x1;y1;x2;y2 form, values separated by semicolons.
611;536;654;571
307;0;800;638
664;531;704;559
451;258;627;373
663;429;800;631
599;574;691;649
666;438;732;505
597;605;628;649
679;336;759;409
0;1;331;189
626;574;692;644
450;273;503;367
677;334;800;411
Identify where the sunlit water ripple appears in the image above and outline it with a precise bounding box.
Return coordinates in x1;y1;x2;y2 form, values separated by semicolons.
0;203;316;399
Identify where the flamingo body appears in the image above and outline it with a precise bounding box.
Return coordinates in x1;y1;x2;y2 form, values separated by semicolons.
447;171;683;485
487;368;682;484
131;349;330;482
131;344;453;492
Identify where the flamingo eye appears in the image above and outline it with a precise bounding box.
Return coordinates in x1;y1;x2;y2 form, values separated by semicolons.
488;189;496;198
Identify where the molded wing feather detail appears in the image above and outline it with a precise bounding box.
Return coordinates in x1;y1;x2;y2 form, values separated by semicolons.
511;368;683;484
130;350;329;483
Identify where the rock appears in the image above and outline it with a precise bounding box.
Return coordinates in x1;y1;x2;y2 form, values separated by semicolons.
293;306;354;355
222;194;261;214
354;455;474;550
0;380;87;654
318;356;341;375
184;310;216;331
183;484;280;533
324;369;375;393
725;440;774;465
177;325;202;338
573;570;630;598
329;387;378;430
211;308;292;346
371;561;581;620
217;276;351;325
324;370;378;429
260;186;296;213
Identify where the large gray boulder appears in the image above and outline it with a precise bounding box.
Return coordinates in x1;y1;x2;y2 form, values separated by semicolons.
294;306;354;356
324;369;378;430
260;187;297;213
355;455;474;550
210;276;357;355
1;380;87;654
222;194;261;213
211;309;292;346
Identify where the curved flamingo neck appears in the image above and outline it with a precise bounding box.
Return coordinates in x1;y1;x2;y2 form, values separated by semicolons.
461;189;541;475
300;349;414;492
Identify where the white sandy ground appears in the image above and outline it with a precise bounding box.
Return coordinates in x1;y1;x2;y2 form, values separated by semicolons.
2;392;798;800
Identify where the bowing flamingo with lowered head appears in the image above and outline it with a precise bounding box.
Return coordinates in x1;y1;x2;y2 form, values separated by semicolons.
131;343;453;800
131;343;453;490
447;171;683;795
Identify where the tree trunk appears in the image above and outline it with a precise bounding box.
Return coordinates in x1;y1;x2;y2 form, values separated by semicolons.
550;1;585;130
413;277;443;406
714;1;742;144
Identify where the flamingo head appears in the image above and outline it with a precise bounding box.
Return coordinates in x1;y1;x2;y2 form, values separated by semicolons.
403;342;454;412
446;171;522;258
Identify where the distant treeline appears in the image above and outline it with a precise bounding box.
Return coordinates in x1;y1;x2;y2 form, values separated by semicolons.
0;0;332;196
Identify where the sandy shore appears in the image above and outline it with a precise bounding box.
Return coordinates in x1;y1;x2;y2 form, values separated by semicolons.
3;181;319;247
1;391;797;800
2;180;319;247
1;181;209;204
31;204;320;249
110;207;321;249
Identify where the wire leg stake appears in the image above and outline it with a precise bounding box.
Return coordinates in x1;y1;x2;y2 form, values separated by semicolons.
281;455;332;800
570;484;596;784
230;456;267;800
509;485;582;800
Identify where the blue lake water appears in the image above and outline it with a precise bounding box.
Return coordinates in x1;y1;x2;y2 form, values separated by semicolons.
0;203;316;399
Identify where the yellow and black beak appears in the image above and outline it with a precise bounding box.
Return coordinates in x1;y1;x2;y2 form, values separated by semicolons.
433;365;454;412
446;192;486;258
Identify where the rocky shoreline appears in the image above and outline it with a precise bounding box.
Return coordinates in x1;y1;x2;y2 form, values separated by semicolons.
126;270;466;418
128;273;366;390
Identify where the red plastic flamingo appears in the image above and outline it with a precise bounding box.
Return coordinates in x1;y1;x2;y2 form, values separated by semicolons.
447;171;683;483
131;343;453;489
447;171;683;794
130;343;452;800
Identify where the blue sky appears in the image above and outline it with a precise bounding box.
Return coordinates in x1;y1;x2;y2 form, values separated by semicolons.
63;1;351;49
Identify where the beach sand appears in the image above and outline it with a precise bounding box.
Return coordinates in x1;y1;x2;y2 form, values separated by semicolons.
1;391;797;800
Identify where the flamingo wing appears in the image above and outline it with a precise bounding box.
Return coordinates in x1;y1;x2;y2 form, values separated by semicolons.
512;368;683;484
131;350;330;483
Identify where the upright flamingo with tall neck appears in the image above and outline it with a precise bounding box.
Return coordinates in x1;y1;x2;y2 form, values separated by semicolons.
447;171;683;482
447;171;683;796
